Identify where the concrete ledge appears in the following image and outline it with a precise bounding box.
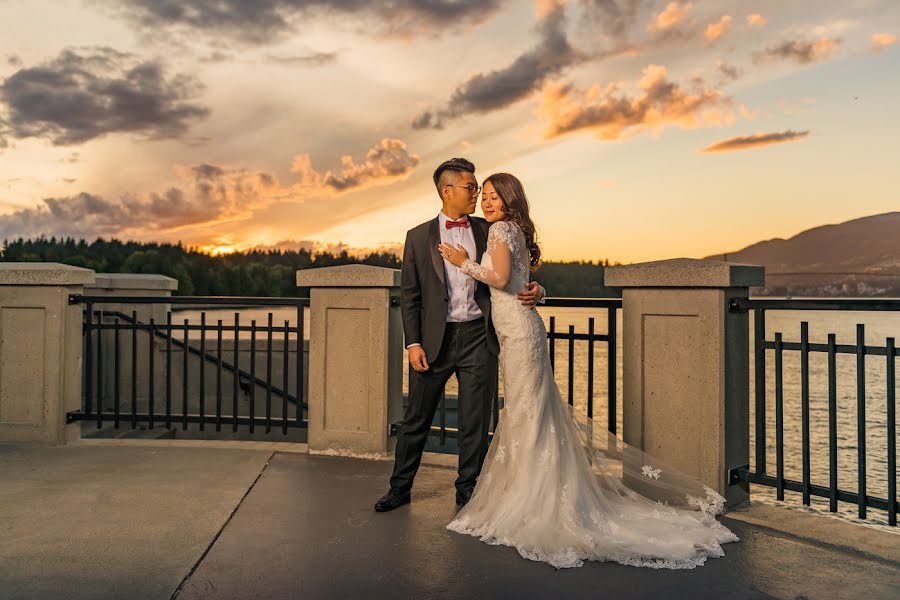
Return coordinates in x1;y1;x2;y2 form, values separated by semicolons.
723;501;900;565
71;438;310;454
296;264;400;288
605;258;765;288
0;262;95;286
88;273;178;291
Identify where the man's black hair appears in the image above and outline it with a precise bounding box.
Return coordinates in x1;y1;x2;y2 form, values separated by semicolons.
432;157;475;189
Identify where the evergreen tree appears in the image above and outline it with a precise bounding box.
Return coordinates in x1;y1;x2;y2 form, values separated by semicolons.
1;237;619;297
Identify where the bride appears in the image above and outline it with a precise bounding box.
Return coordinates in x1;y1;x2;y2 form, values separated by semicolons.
437;173;739;570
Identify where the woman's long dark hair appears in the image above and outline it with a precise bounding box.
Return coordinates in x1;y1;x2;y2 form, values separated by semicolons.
483;173;542;271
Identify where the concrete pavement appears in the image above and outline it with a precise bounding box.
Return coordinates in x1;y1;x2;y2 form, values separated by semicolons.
177;453;900;600
0;442;273;600
1;443;898;600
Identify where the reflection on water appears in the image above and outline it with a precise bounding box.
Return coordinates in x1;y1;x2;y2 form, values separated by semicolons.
174;306;310;340
750;307;900;528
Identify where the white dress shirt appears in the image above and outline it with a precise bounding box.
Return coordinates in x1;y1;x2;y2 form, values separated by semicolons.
438;211;484;323
406;212;545;350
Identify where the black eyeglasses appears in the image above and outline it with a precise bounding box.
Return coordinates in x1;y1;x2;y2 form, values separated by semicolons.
446;183;481;195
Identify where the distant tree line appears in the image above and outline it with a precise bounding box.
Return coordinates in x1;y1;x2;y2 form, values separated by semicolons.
0;237;619;298
530;259;621;298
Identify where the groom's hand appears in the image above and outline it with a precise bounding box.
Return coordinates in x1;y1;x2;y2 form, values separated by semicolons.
408;346;430;372
517;281;544;310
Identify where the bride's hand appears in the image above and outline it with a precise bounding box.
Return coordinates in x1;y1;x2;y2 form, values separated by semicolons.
438;243;469;267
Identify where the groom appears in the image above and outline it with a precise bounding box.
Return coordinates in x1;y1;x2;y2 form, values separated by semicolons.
374;158;545;512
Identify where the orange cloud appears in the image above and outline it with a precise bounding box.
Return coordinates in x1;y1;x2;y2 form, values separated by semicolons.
0;138;420;240
0;166;279;241
289;138;420;195
701;130;809;153
705;15;731;42
539;64;731;141
746;13;767;27
536;0;564;19
646;2;692;34
317;139;420;192
871;33;898;52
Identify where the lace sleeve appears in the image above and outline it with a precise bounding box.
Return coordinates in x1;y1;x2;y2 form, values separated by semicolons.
459;221;515;290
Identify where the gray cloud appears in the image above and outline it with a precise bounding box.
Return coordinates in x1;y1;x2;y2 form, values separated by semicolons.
580;0;647;40
0;192;143;240
0;47;209;146
107;0;505;44
412;2;582;129
701;130;810;153
266;51;338;67
198;51;234;64
718;61;740;81
6;54;22;67
753;38;841;65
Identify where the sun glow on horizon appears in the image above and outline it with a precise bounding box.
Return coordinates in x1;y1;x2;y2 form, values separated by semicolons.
199;244;241;256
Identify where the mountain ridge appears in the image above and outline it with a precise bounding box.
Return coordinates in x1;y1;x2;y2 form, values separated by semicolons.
703;212;900;295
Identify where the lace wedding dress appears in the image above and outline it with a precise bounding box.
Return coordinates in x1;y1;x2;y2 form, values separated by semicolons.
448;219;739;569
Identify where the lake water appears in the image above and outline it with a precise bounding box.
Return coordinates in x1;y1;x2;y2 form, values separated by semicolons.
748;306;899;528
175;302;900;528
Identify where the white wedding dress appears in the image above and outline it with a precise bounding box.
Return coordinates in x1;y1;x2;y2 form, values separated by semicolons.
449;219;739;569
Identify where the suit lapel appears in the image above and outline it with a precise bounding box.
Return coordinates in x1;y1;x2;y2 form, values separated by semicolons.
473;218;487;261
471;218;491;308
427;217;446;287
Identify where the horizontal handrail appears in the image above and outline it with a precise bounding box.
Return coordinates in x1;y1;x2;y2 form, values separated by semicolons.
71;295;310;306
733;298;900;311
542;297;622;308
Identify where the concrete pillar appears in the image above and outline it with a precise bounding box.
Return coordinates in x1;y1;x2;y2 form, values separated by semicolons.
605;258;764;508
0;263;95;444
296;265;402;457
83;274;178;417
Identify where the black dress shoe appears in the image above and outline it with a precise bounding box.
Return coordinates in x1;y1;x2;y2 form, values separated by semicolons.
455;488;474;508
374;490;411;512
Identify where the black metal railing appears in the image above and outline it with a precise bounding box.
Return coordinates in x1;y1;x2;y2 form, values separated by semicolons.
546;298;621;435
421;298;622;450
731;298;899;526
69;295;309;438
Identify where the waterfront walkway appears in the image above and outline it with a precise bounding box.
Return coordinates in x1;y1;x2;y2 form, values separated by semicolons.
1;442;898;600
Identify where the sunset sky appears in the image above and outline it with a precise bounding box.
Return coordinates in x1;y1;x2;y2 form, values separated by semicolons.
0;0;897;262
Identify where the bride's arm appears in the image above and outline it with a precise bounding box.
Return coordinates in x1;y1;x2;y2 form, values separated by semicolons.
437;226;513;290
459;239;512;290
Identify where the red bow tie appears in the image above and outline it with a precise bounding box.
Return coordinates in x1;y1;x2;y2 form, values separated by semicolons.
445;218;469;229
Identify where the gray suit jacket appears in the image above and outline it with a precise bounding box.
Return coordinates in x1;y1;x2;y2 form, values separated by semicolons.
400;215;499;363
